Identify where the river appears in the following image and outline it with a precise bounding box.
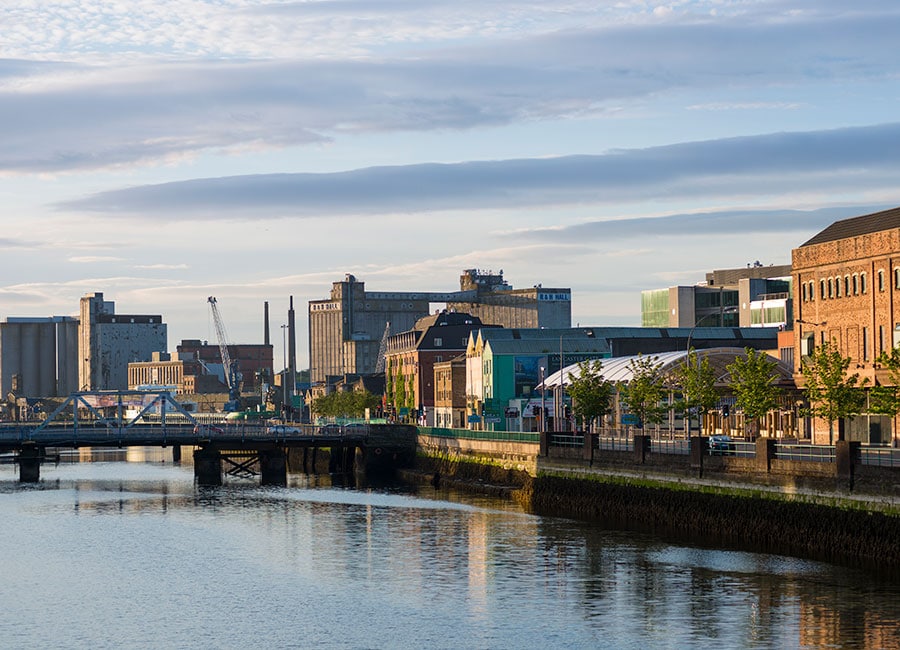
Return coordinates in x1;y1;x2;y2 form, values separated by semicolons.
0;449;897;649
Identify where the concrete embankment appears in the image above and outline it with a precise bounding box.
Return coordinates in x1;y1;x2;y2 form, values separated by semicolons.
411;440;900;576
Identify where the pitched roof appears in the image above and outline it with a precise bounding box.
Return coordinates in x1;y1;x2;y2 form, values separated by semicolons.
801;206;900;247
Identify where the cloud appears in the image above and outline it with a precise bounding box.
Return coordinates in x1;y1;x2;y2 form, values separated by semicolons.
509;206;883;243
68;256;127;263
134;263;190;270
3;6;900;172
58;123;900;219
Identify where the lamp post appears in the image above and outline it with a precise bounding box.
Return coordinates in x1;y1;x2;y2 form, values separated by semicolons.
539;366;546;434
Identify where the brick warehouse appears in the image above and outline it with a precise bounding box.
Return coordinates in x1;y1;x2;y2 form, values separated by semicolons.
792;207;900;444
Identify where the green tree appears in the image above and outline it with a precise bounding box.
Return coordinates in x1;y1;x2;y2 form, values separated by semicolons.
870;347;900;419
618;354;667;430
672;349;719;436
566;359;615;432
727;348;782;438
312;390;381;419
800;340;868;443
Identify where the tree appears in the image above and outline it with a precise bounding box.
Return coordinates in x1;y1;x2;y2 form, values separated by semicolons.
618;354;667;430
727;348;782;438
800;340;868;443
312;390;381;419
870;347;900;419
566;359;615;432
671;349;719;436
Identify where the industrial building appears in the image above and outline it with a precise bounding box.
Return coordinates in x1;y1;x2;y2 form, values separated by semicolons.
0;316;78;399
308;269;572;385
79;293;167;391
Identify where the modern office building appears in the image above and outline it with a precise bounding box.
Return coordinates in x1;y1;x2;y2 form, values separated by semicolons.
79;292;167;391
642;263;793;329
308;270;572;385
0;316;79;398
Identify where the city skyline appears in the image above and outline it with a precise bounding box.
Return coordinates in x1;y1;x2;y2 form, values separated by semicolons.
3;1;900;368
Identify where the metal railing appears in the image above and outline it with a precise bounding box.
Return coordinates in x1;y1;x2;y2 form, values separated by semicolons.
773;443;835;463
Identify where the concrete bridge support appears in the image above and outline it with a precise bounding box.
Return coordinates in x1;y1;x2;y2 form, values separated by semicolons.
194;448;223;486
259;449;287;486
17;443;42;483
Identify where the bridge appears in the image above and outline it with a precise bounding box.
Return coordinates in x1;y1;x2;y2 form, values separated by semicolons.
0;390;414;485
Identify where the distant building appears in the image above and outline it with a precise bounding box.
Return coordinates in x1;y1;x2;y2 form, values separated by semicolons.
127;351;226;394
641;263;793;329
308;269;572;385
433;355;467;429
464;325;781;432
0;316;79;398
79;293;167;391
176;339;273;392
446;269;571;330
383;311;490;425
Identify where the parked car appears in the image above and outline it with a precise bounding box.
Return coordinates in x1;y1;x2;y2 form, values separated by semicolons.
709;435;734;455
318;423;343;436
267;424;301;435
343;423;369;436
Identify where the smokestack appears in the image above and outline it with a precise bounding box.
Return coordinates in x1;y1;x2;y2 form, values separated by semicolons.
264;301;270;346
288;296;296;399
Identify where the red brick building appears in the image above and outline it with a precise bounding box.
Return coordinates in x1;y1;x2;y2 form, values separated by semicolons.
792;207;900;444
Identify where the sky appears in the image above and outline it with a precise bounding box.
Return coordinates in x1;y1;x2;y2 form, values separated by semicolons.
3;0;900;370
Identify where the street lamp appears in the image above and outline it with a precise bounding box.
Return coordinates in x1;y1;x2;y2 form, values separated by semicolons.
539;366;546;434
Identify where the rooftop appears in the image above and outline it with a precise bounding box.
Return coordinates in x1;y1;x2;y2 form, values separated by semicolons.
801;206;900;247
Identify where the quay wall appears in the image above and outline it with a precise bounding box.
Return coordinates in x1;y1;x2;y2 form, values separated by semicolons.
412;431;900;574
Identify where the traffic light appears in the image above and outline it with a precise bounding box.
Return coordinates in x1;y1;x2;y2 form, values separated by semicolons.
722;404;730;418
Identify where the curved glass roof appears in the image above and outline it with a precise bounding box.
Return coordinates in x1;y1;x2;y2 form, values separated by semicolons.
540;347;795;388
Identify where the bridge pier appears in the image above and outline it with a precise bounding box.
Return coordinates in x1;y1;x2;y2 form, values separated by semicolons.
259;448;287;486
18;443;42;483
172;445;182;463
194;448;223;486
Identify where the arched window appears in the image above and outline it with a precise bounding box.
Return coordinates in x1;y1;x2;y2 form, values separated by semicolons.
861;272;867;294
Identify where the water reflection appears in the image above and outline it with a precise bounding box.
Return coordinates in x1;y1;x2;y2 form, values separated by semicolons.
0;456;898;649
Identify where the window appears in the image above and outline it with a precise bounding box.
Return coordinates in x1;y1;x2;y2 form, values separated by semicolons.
863;327;869;361
802;283;808;302
879;326;885;355
896;267;900;290
861;272;867;294
835;278;841;298
853;274;859;295
434;337;443;347
809;281;815;301
879;270;885;292
828;278;834;299
845;275;851;296
821;279;827;299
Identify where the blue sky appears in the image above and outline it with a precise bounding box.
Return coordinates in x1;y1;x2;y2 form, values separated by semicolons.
2;0;900;368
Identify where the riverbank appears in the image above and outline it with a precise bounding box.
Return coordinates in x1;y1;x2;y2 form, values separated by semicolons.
408;450;900;577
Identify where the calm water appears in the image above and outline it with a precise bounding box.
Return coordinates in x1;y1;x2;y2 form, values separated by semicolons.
0;450;898;650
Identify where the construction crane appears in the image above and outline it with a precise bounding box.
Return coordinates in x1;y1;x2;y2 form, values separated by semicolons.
208;296;242;411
